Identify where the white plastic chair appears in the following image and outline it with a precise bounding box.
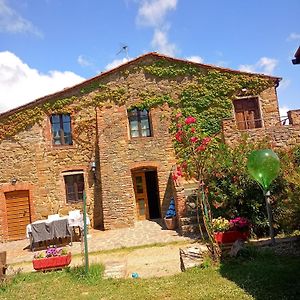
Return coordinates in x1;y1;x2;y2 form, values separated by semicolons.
47;214;60;221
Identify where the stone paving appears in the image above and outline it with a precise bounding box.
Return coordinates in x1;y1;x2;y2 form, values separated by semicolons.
1;220;201;278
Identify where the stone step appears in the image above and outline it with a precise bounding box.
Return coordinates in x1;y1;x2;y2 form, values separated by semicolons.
103;261;126;279
181;224;200;235
180;216;198;226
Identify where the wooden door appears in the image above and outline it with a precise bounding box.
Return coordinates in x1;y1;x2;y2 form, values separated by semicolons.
132;172;149;220
5;190;31;241
234;98;262;130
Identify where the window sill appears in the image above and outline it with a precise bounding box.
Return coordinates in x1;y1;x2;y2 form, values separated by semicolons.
51;144;77;150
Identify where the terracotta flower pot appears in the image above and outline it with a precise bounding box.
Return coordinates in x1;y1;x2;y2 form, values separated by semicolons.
214;231;249;244
164;216;177;230
32;252;72;271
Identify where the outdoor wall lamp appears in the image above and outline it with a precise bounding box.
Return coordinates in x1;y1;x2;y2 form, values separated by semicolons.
91;161;96;179
11;177;17;185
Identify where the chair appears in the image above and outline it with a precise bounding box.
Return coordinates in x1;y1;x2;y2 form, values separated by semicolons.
68;210;82;240
47;214;60;221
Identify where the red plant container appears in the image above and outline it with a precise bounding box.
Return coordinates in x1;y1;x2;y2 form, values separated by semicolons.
32;252;72;271
214;231;249;244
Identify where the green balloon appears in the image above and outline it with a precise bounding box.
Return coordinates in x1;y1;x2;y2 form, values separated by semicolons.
247;149;280;191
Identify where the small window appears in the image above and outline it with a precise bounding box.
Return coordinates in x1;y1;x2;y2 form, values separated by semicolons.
50;114;73;145
128;108;152;138
64;173;84;203
233;98;262;130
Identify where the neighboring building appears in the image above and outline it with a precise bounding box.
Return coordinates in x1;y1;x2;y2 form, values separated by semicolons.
292;46;300;65
0;52;299;241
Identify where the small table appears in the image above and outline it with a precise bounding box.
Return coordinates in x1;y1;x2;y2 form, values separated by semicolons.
26;215;90;251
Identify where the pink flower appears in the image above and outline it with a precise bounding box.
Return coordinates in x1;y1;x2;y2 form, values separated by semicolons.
185;116;196;125
190;136;198;143
175;112;182;119
181;161;187;170
196;145;206;152
202;137;211;145
175;131;183;142
177;123;183;128
190;127;196;133
172;174;178;181
176;166;183;177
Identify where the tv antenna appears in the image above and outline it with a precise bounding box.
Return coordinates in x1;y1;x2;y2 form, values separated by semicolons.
116;44;129;59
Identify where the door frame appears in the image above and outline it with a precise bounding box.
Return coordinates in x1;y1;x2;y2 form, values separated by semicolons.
132;171;149;220
0;182;35;241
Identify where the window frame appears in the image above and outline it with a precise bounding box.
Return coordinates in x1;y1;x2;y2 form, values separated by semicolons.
233;97;263;130
63;172;85;204
50;113;73;146
128;108;152;138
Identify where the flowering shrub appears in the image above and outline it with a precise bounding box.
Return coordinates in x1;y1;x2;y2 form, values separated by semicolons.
33;246;68;259
230;217;251;232
211;217;231;232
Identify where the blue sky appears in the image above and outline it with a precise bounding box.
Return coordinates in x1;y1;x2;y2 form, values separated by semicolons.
0;0;299;114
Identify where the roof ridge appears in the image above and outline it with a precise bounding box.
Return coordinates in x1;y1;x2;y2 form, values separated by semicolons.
0;52;281;118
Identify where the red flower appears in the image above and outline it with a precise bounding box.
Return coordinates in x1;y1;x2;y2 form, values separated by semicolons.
175;131;183;142
185;116;196;125
190;136;198;143
190;127;196;133
202;137;211;145
172;174;178;181
177;123;183;128
196;145;206;152
181;161;187;170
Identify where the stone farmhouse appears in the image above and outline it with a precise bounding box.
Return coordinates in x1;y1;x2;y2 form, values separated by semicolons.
0;52;299;241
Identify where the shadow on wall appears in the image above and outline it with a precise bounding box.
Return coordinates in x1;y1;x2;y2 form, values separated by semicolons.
162;173;176;219
90;109;104;230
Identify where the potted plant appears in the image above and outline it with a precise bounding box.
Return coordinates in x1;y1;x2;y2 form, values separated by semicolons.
164;198;177;230
32;246;71;271
212;216;250;244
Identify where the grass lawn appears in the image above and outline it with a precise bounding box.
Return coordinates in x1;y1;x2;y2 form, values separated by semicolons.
1;252;300;300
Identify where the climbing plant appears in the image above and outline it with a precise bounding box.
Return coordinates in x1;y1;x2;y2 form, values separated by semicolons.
0;59;274;141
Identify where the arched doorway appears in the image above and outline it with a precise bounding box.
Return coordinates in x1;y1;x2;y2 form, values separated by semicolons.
132;168;161;220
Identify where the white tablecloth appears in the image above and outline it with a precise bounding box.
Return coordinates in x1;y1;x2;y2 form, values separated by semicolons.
26;215;90;239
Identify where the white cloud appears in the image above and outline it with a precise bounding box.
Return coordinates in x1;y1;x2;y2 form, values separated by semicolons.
136;0;178;56
0;51;85;113
185;56;204;64
279;106;290;118
0;0;42;36
104;57;131;70
258;57;278;74
239;64;256;73
151;28;177;56
278;79;291;90
287;32;300;41
137;0;177;27
238;57;278;75
77;55;92;67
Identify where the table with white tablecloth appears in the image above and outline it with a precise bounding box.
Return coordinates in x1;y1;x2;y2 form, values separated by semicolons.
26;214;90;250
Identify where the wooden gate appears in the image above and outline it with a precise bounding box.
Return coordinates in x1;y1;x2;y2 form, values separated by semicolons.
5;190;31;241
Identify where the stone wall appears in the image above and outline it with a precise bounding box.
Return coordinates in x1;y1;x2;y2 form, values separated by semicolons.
222;86;300;147
0;55;285;241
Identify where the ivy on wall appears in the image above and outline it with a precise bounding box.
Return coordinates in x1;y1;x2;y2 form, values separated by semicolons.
0;59;274;141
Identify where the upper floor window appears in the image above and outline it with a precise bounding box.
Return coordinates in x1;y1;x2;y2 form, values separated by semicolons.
233;98;262;130
128;108;152;138
50;114;73;145
64;172;84;203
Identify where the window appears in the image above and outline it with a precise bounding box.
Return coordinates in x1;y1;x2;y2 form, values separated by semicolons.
233;98;262;130
50;114;73;145
64;173;84;203
128;108;152;137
